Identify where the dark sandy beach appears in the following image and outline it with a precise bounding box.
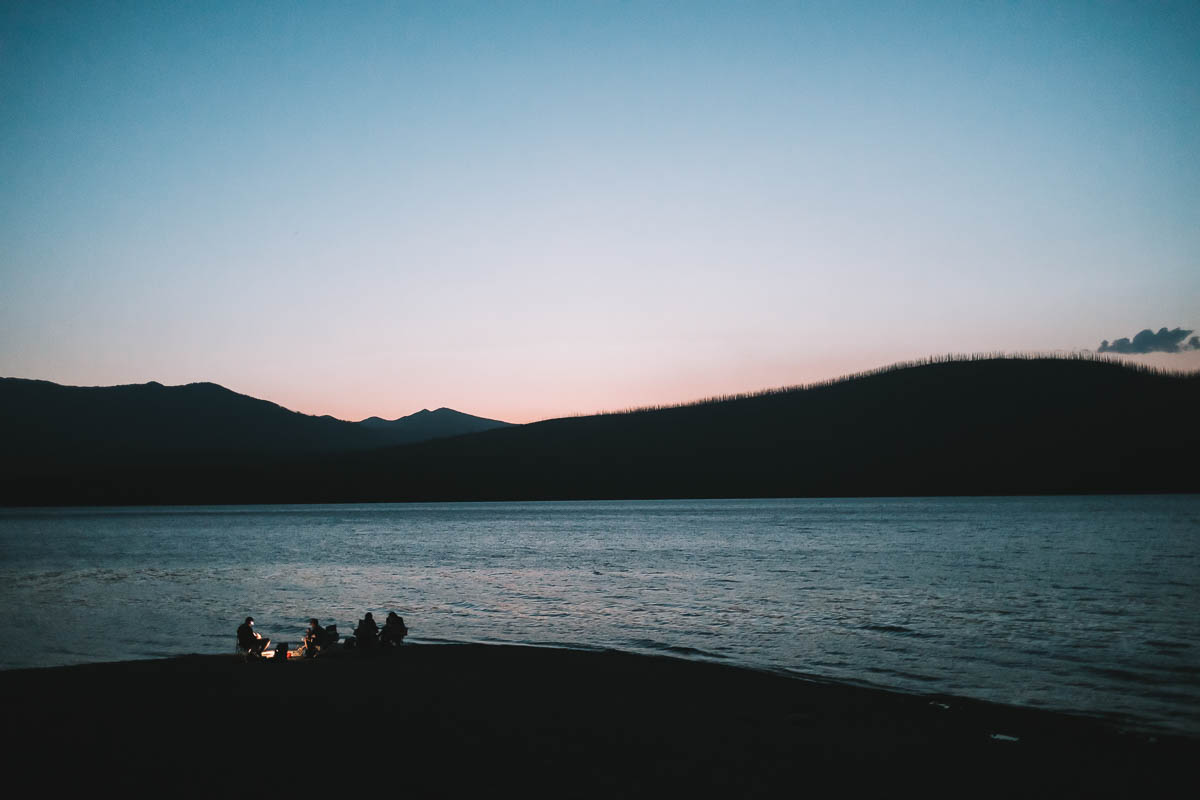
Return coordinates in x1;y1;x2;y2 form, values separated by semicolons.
1;644;1192;796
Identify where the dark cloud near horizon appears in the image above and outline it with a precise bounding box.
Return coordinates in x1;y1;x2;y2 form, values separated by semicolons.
1097;327;1200;354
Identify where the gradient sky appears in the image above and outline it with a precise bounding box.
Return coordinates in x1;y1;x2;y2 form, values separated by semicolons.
3;1;1198;423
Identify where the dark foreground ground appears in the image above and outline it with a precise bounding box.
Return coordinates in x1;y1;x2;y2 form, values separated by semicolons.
1;644;1193;797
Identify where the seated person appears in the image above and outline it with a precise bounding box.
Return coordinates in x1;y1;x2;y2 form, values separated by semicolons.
380;612;408;647
303;618;326;658
236;616;269;657
354;612;379;648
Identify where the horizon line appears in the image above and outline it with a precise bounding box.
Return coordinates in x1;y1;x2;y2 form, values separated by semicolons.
5;350;1198;427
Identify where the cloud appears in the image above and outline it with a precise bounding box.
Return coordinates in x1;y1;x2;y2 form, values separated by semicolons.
1097;327;1200;354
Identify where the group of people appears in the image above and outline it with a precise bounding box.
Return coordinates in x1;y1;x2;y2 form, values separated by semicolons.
236;611;408;660
347;611;409;650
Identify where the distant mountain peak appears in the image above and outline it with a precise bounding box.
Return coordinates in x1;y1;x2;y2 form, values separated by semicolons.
352;406;514;442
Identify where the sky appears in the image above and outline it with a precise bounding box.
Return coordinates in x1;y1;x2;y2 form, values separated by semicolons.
2;1;1198;423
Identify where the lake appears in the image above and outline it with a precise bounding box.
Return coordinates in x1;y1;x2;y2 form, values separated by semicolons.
1;496;1197;735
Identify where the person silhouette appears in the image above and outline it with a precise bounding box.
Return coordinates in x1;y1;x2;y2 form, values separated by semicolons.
303;618;326;658
380;612;408;647
236;616;269;658
354;612;378;649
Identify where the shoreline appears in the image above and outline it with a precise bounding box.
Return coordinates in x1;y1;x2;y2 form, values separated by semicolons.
2;643;1193;795
4;635;1189;740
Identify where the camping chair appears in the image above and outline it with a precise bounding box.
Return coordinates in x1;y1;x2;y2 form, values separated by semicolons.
235;636;269;661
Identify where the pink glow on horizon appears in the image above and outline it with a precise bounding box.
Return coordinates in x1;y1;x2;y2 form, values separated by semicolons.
249;349;1200;426
244;352;895;425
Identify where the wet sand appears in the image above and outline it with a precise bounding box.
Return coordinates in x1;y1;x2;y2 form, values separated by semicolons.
1;644;1192;796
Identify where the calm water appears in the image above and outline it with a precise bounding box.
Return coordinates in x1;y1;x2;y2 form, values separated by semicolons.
1;496;1197;735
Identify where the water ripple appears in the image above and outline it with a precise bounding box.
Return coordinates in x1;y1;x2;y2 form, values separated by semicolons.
1;496;1198;736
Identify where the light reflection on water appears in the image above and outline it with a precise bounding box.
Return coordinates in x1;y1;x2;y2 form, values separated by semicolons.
1;496;1198;735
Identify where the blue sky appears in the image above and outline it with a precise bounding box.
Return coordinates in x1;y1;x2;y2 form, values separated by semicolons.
2;1;1198;422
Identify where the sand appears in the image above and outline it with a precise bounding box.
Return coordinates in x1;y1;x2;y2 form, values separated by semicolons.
1;644;1192;796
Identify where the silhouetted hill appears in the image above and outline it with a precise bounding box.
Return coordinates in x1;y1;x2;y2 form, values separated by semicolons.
357;407;513;445
318;356;1197;502
2;357;1196;505
0;378;510;469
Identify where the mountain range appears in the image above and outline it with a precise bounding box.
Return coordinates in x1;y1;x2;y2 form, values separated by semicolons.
0;377;512;465
1;356;1196;505
357;407;516;442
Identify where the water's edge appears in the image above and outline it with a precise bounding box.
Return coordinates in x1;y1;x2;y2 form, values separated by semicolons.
2;497;1197;736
